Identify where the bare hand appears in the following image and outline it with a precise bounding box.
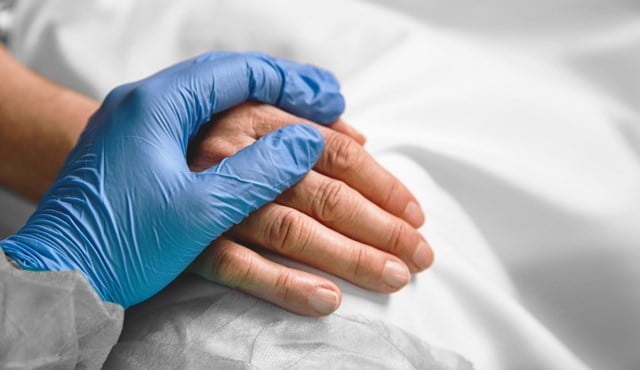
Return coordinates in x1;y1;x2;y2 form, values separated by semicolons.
188;103;433;316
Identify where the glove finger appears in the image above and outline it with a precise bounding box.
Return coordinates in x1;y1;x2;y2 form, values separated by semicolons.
157;52;344;142
128;51;343;153
270;55;345;125
196;52;344;122
192;51;344;124
190;123;324;238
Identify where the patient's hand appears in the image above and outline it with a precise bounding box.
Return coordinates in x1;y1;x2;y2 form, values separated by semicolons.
188;103;433;316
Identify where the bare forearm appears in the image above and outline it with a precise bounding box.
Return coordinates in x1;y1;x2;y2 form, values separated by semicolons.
0;45;98;201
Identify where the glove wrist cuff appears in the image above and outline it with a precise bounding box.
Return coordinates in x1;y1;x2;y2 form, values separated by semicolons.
3;249;21;269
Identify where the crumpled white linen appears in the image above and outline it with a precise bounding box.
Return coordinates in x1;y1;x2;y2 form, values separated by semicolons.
359;2;640;369
3;0;640;369
104;274;472;370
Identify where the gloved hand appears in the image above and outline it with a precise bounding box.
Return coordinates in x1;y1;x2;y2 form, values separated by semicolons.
0;51;344;308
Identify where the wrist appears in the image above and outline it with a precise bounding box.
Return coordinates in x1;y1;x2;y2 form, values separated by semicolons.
0;46;99;201
53;89;100;149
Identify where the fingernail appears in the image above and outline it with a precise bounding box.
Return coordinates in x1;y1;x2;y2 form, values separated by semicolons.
383;261;410;289
402;201;425;227
309;288;339;314
412;241;433;270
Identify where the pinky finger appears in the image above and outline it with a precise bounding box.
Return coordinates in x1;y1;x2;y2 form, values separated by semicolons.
189;237;342;317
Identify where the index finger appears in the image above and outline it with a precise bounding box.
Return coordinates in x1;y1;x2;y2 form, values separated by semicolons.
246;105;424;227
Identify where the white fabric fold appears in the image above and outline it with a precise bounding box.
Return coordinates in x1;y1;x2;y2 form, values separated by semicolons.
2;0;639;369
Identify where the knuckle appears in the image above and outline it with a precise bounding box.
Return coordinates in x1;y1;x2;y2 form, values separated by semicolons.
313;179;348;223
246;103;267;126
209;245;253;287
266;208;312;254
219;101;258;123
347;246;368;281
252;104;290;132
383;179;403;210
190;138;233;169
239;102;272;123
273;271;296;302
324;134;362;172
386;221;408;255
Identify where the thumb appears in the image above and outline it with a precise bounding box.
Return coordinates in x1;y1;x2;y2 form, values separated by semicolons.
192;124;324;235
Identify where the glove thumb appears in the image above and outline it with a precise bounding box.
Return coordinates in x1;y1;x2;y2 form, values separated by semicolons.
192;124;324;235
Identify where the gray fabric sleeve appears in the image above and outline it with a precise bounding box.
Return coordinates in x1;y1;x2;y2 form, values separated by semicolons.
0;247;123;369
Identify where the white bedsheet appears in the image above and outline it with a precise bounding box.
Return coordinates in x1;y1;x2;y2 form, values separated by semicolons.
4;0;640;369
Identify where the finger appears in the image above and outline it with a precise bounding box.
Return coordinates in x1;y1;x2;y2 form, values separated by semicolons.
316;129;426;227
264;54;346;124
187;102;354;171
241;106;424;227
328;118;366;145
230;203;411;292
216;102;364;144
277;171;433;272
190;103;423;227
190;124;323;239
189;237;342;316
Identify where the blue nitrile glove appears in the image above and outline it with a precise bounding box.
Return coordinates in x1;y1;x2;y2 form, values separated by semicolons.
0;51;344;308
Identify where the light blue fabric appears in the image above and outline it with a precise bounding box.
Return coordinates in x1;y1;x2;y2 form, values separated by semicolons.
0;51;344;308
